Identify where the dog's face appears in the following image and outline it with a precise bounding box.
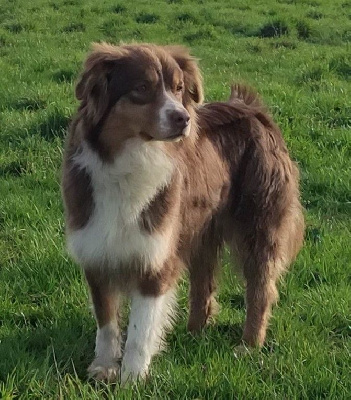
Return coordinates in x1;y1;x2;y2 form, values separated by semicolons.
76;43;203;157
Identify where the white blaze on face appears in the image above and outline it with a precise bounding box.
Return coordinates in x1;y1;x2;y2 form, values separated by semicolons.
158;92;190;139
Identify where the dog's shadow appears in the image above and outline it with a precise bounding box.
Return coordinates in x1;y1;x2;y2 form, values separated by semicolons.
166;318;243;369
0;312;95;382
0;304;244;386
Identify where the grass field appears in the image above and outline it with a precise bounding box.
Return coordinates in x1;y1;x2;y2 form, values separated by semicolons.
0;0;350;398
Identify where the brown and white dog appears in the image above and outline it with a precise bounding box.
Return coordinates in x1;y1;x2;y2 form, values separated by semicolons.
62;43;304;383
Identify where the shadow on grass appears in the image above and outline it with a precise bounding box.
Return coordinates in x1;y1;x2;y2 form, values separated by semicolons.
7;97;47;112
210;322;243;345
0;160;29;177
257;19;289;38
169;320;243;353
111;4;127;14
0;315;93;382
184;27;217;43
229;294;246;309
62;22;85;33
135;12;160;24
0;35;9;47
302;179;351;217
4;22;34;34
0;314;245;386
52;69;76;83
29;109;70;140
329;55;351;81
175;12;198;24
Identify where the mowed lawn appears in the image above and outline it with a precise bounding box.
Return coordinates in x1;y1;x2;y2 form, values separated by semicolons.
0;0;350;398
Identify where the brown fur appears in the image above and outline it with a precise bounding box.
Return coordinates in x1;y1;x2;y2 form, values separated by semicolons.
85;269;120;328
61;143;94;231
62;42;304;366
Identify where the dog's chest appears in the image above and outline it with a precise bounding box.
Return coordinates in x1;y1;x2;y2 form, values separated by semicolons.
67;140;174;270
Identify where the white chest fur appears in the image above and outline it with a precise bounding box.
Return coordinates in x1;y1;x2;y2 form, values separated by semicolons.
67;138;174;271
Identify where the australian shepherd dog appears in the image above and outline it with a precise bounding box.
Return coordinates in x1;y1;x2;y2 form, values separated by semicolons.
61;43;304;383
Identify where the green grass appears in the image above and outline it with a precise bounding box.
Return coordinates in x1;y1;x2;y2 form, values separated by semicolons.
0;0;350;398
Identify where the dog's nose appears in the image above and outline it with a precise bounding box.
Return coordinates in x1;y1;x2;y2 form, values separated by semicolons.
171;110;190;130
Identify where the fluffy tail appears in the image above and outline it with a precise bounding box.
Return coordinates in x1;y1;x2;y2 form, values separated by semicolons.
229;83;264;109
197;84;273;129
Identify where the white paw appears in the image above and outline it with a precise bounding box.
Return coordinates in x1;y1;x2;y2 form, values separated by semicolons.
120;357;149;385
88;359;120;382
120;368;148;385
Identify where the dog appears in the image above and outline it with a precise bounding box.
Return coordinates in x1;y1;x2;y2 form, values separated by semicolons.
61;42;304;383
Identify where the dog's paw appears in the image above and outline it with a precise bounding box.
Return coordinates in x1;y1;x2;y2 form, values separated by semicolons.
120;366;149;386
88;359;120;382
120;358;149;385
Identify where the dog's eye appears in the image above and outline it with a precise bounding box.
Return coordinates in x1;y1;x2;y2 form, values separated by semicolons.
135;84;148;93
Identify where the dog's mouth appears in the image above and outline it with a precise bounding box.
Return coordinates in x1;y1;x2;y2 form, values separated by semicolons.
140;127;189;143
160;132;185;142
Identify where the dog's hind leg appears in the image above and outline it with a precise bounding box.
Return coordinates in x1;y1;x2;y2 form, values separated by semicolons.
230;208;301;348
241;256;281;347
233;203;304;347
229;231;283;348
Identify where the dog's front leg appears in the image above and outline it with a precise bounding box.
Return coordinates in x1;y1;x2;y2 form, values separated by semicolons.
121;289;175;384
85;269;122;382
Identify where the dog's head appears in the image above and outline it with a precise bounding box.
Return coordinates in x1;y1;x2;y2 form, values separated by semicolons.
75;43;203;158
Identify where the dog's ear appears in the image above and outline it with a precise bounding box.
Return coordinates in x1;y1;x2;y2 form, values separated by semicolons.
164;46;204;105
75;43;123;125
